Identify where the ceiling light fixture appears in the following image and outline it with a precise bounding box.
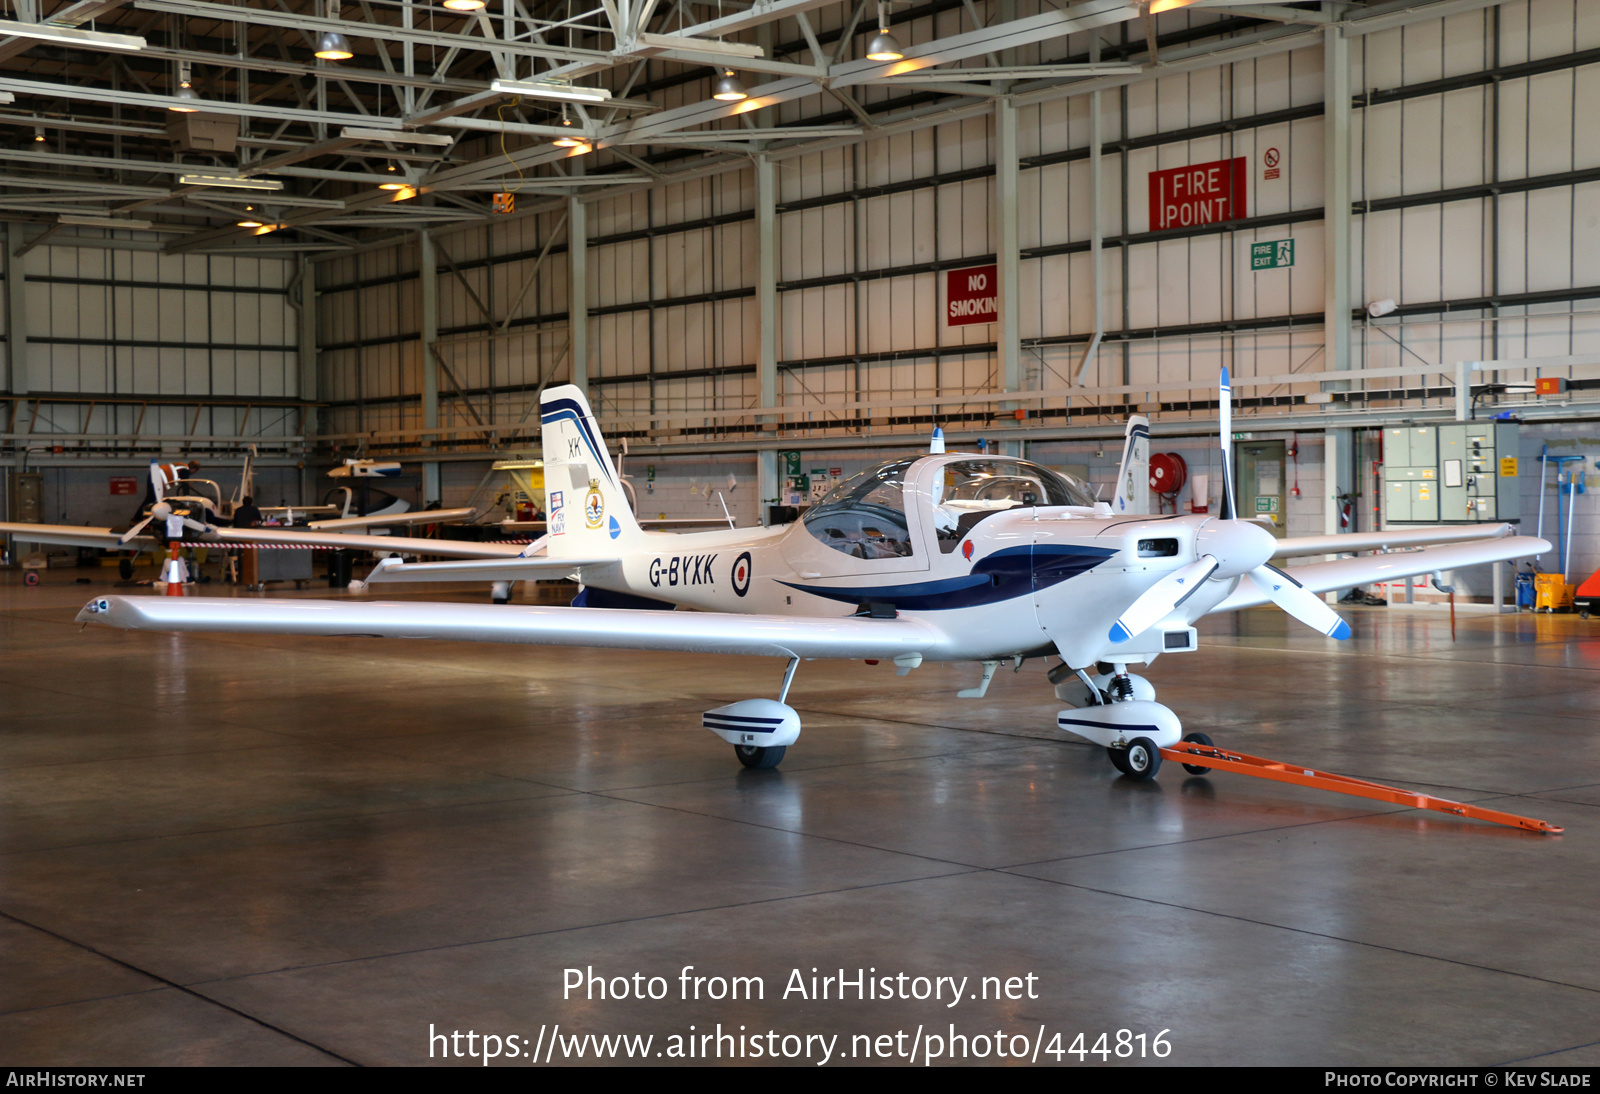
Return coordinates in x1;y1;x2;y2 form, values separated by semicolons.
179;174;284;191
489;79;610;104
169;60;198;112
712;68;748;101
865;1;903;61
314;0;353;60
442;0;486;8
235;217;264;228
32;125;43;142
552;103;584;147
0;17;144;51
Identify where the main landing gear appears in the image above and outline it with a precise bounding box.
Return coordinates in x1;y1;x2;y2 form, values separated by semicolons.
704;657;803;769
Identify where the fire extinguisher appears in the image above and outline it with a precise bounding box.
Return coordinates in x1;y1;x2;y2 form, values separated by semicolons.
1335;491;1357;531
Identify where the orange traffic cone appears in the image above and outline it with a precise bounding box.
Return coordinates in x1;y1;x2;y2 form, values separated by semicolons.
162;543;189;595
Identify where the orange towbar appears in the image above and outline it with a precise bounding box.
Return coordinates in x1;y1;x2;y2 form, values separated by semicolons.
1161;743;1563;835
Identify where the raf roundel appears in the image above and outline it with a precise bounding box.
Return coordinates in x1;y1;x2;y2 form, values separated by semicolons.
731;551;752;597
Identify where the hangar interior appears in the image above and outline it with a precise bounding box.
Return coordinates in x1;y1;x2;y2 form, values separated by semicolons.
3;0;1600;1068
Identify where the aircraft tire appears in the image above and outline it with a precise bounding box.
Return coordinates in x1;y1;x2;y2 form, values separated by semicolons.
119;557;134;580
734;744;786;769
1120;737;1161;781
1180;732;1215;776
1107;746;1132;776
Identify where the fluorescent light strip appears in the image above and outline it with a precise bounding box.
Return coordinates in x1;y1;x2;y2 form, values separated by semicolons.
339;127;453;146
0;18;145;51
179;174;284;191
489;79;611;103
636;32;764;60
59;215;153;229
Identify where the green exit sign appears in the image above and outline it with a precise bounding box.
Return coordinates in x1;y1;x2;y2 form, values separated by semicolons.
1250;239;1295;270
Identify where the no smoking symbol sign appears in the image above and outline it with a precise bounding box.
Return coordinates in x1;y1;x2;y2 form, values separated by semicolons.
1262;147;1281;180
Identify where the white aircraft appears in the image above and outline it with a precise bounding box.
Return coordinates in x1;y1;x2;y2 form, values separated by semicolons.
0;456;477;555
77;374;1547;779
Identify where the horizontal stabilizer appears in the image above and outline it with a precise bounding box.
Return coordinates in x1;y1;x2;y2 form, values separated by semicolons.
1213;535;1550;612
366;555;617;584
212;527;527;558
78;595;951;661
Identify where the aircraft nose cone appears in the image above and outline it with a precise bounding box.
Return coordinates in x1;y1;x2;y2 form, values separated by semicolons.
1196;518;1277;578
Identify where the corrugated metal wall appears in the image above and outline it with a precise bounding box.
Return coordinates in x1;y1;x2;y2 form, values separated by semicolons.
315;0;1600;442
9;242;300;442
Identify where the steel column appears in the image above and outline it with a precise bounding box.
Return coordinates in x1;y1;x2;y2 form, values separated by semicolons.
757;154;778;419
419;228;441;504
568;190;589;393
5;222;27;408
1323;24;1352;376
996;94;1021;457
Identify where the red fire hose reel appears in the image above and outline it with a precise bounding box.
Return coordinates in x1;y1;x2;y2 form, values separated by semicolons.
1149;452;1188;512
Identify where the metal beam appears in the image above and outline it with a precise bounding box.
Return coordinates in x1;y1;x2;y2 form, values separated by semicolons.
132;0;614;64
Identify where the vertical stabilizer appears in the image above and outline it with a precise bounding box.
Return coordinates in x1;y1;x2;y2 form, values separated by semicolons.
539;385;643;556
1112;415;1151;515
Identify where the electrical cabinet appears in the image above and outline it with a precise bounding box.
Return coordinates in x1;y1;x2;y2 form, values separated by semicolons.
1382;424;1519;525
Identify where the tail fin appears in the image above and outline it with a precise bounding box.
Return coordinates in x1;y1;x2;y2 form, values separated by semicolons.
1112;414;1150;515
539;385;643;556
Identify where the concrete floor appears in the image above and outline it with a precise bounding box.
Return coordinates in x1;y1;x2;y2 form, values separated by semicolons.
2;568;1599;1067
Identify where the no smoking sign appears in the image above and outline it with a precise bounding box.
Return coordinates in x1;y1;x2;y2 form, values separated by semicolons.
1263;147;1282;181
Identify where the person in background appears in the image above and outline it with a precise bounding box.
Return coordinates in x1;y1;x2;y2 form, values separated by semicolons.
232;495;264;528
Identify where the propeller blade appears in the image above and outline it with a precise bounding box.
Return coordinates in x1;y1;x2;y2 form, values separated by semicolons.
1219;366;1237;520
118;515;154;544
1109;555;1220;643
1248;564;1352;639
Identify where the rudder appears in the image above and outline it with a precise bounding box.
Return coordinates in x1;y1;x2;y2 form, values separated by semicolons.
539;385;642;556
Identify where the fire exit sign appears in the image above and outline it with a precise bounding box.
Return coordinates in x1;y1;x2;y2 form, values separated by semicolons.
1250;239;1295;270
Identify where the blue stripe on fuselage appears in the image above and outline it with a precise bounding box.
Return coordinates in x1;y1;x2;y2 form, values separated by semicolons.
778;543;1116;611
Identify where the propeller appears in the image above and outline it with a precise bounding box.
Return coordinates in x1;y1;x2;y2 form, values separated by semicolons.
1245;563;1352;639
119;501;212;544
1107;366;1349;644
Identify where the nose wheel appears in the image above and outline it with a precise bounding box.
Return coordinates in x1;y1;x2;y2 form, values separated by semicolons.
1108;736;1162;780
734;744;786;769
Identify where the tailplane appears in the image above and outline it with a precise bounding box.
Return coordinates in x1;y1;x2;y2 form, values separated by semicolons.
1112;414;1151;515
539;385;643;556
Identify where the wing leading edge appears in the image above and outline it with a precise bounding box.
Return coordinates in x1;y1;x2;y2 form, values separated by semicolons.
1212;535;1549;613
76;595;952;661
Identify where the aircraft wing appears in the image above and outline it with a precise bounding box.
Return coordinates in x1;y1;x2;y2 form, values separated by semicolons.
211;527;528;559
1212;535;1549;612
307;507;477;531
77;596;951;660
0;522;157;551
1271;524;1515;559
364;555;616;584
